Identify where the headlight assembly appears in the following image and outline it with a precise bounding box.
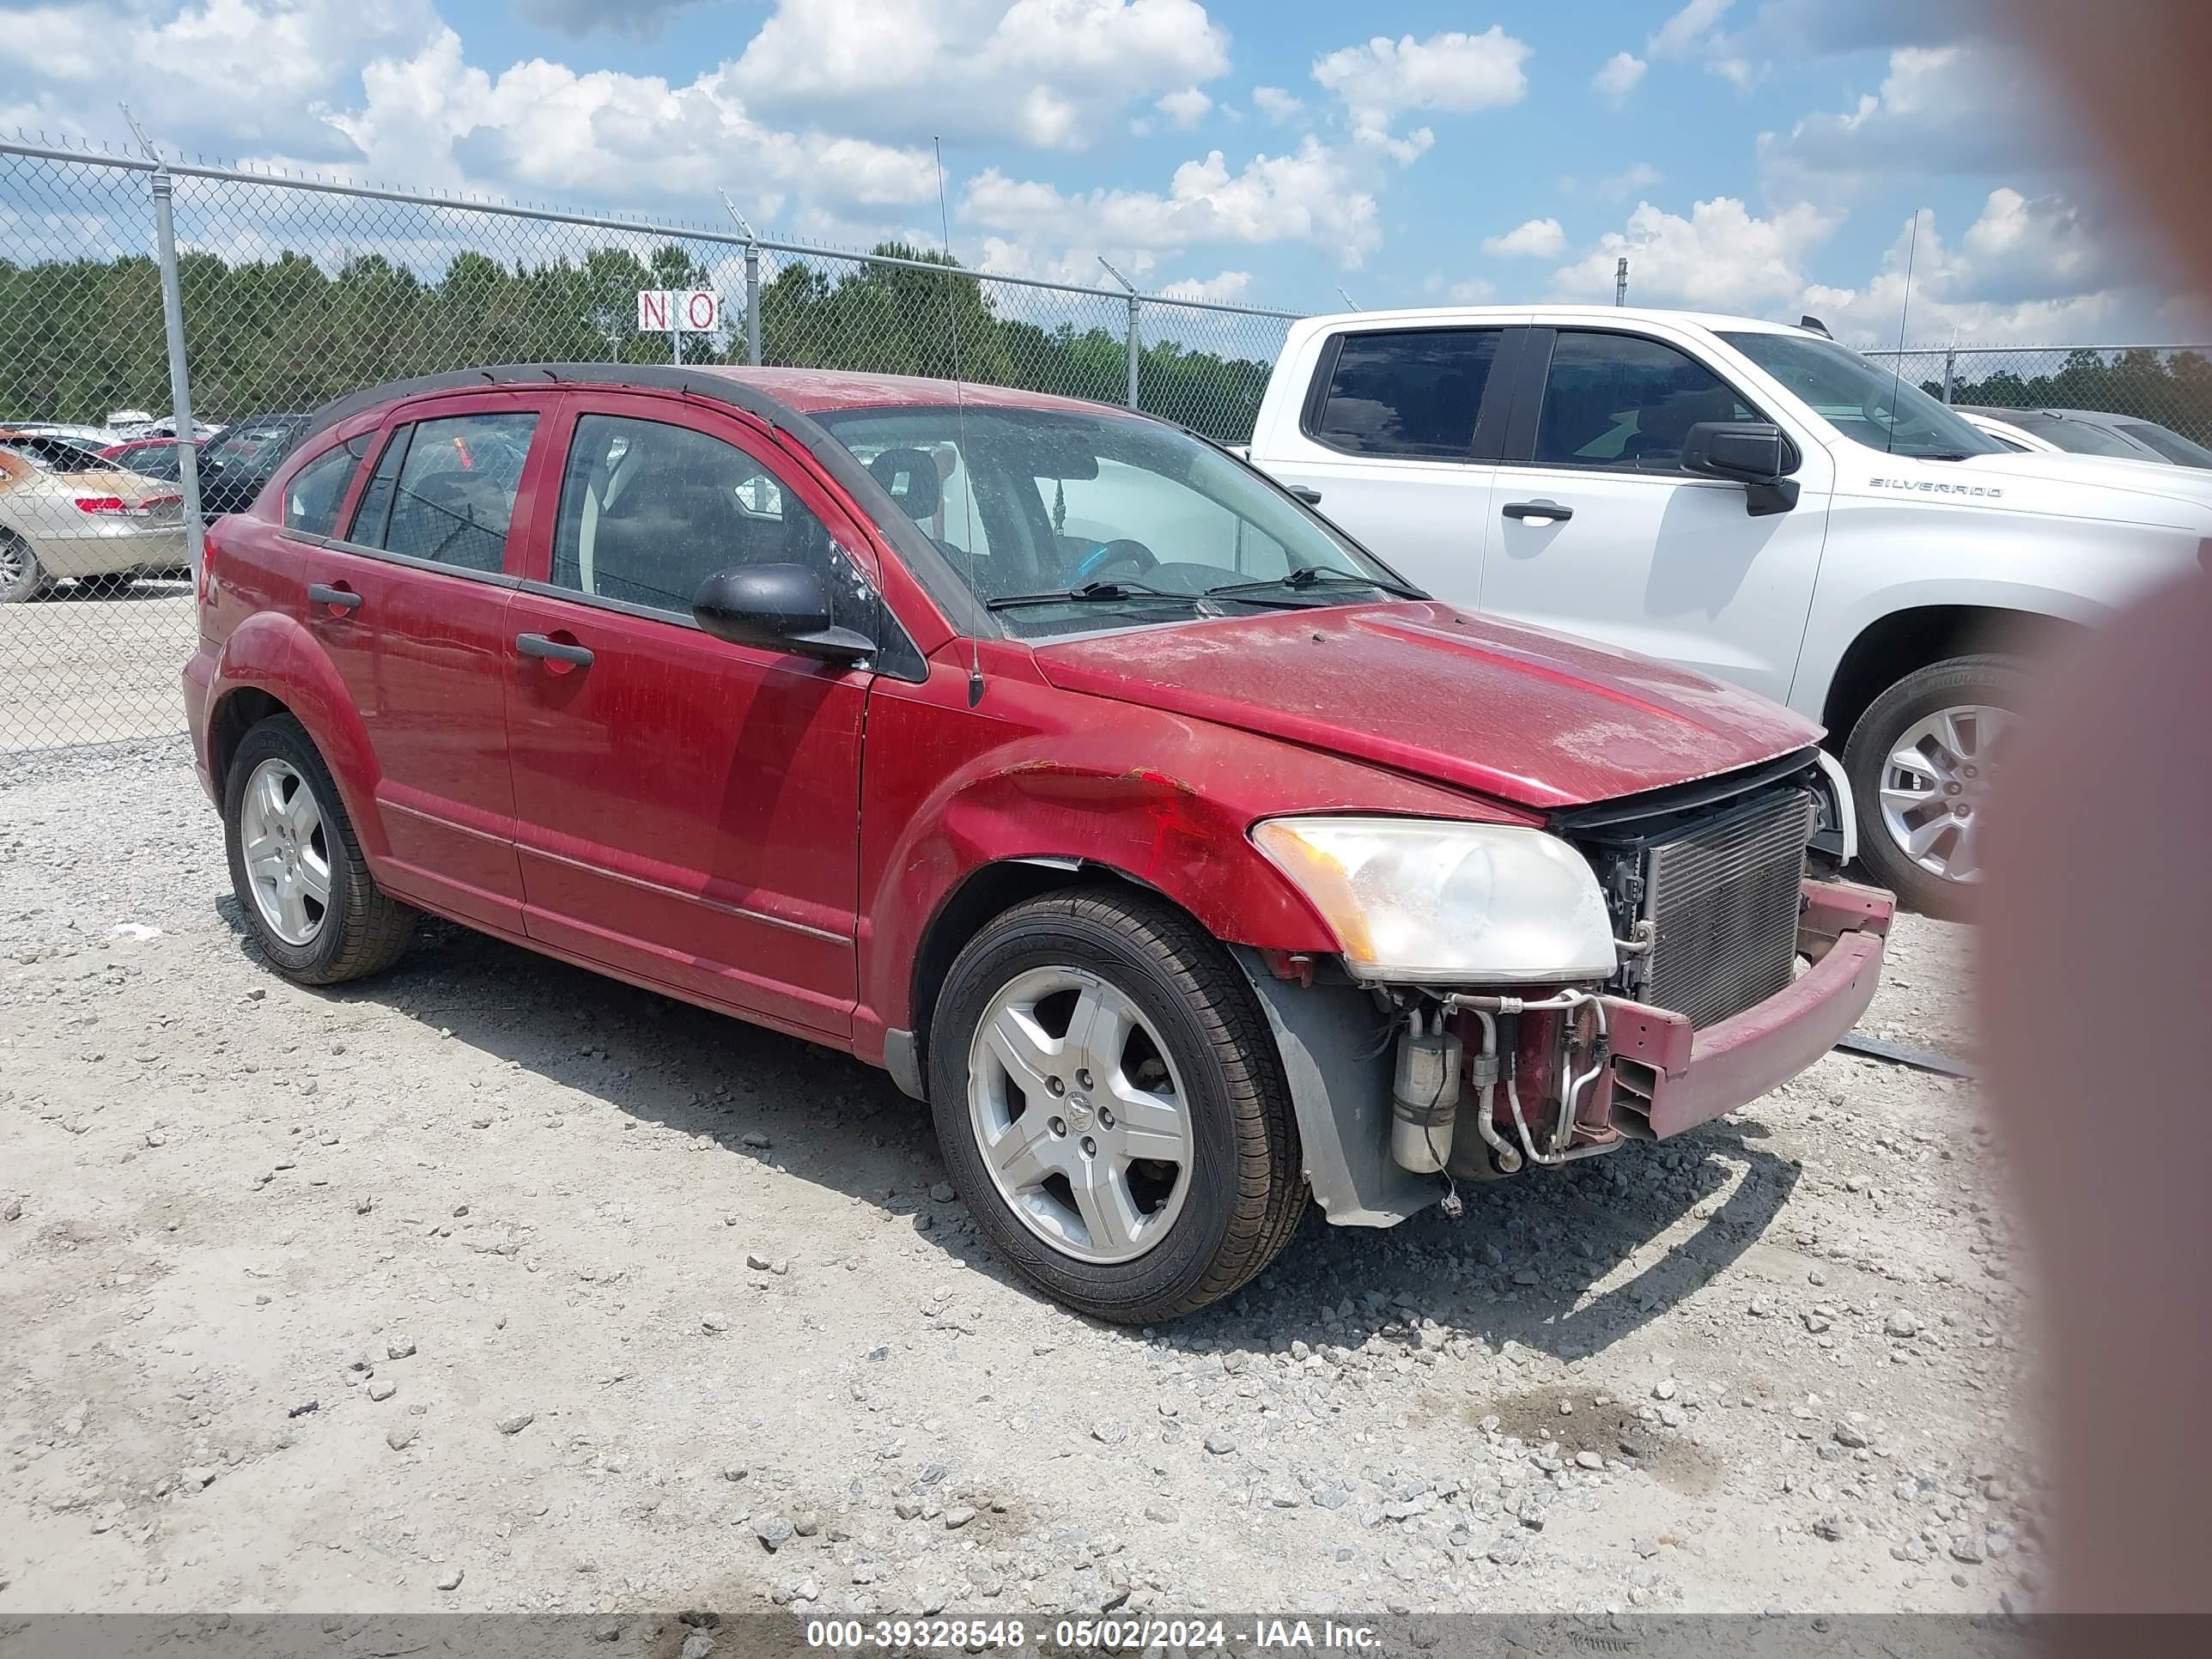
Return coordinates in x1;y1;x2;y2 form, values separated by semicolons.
1251;815;1617;984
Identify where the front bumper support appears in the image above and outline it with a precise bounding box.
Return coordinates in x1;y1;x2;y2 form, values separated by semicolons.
1601;877;1893;1139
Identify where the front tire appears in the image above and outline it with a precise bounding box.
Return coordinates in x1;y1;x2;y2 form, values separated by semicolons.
1844;653;2027;918
223;715;416;985
927;887;1305;1323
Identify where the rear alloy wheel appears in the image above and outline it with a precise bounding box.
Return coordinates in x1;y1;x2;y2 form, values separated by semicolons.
224;715;416;985
928;887;1305;1323
1844;653;2027;918
0;531;46;605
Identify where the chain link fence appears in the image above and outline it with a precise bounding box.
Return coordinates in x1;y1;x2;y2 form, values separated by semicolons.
1;138;1300;753
1865;344;2212;448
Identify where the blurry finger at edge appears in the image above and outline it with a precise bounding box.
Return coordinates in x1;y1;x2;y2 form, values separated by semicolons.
1993;0;2212;1622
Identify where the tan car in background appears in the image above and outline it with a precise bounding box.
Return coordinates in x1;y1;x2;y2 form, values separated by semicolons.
0;430;189;603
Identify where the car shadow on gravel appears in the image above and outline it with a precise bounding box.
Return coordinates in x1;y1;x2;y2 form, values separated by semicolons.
217;901;1800;1365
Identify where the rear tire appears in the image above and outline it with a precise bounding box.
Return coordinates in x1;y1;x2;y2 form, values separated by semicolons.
1844;653;2027;919
927;886;1305;1323
223;715;415;985
0;531;46;604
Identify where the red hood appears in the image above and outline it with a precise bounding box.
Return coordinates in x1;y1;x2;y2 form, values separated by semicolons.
1030;601;1822;810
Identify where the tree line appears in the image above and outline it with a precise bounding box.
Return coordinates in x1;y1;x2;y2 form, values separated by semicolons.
0;241;1279;443
1929;346;2212;445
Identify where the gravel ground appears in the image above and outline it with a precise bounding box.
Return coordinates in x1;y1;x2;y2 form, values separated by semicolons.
1;737;2040;1618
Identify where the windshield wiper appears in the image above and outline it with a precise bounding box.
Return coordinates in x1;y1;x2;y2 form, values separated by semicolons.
1205;567;1422;601
985;580;1205;612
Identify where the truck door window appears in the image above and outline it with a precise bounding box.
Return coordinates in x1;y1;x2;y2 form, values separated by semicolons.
1534;333;1754;472
1307;329;1501;459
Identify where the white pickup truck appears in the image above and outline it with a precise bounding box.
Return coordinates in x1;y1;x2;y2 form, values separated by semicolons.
1241;306;2212;912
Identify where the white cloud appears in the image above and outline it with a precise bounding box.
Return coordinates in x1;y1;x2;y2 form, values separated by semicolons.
1157;87;1212;129
1765;45;2059;185
324;27;938;210
963;137;1383;266
1553;196;1843;313
1649;0;1734;59
515;0;702;40
1251;85;1304;124
726;0;1231;151
1311;27;1530;155
1708;55;1753;89
1545;186;2174;346
1157;270;1252;302
1483;217;1565;258
1597;161;1663;199
1449;276;1495;303
1593;52;1646;104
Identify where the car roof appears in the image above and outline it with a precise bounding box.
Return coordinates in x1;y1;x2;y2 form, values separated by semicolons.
1285;304;1823;337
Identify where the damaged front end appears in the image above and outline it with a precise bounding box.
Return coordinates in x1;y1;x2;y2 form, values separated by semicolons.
1240;750;1893;1227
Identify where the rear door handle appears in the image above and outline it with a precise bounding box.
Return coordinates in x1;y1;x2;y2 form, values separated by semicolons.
1287;485;1324;505
1502;499;1572;525
306;582;362;611
516;633;594;667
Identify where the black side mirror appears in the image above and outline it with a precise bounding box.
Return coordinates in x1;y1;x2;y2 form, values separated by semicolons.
1681;420;1799;517
692;563;874;664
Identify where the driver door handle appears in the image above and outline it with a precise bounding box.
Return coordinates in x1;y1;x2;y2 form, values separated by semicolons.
516;633;594;667
306;582;362;611
1502;499;1572;525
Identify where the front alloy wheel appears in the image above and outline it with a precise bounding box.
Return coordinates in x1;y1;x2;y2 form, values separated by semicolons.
928;886;1306;1323
967;965;1194;1264
1845;653;2028;918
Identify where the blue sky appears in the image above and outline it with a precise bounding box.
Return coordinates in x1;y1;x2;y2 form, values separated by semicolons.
1;0;2191;343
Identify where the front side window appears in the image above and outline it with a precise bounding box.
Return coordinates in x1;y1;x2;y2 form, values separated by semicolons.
818;404;1418;641
1309;329;1500;459
1720;331;2004;460
354;412;538;574
550;414;848;617
1534;333;1758;471
2001;412;2148;459
282;434;371;536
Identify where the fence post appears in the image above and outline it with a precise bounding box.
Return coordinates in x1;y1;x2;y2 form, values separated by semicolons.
1942;347;1957;404
744;240;763;365
1126;293;1141;411
149;167;205;575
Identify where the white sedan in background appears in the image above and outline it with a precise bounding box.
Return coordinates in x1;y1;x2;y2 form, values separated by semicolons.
0;432;188;603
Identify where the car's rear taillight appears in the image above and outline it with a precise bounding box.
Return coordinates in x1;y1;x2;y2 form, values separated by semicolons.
72;493;178;518
73;495;131;514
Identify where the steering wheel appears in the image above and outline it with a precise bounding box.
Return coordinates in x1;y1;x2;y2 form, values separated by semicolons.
1073;538;1158;581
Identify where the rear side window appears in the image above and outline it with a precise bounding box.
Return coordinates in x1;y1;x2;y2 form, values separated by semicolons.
348;412;538;573
282;435;370;536
1308;329;1500;459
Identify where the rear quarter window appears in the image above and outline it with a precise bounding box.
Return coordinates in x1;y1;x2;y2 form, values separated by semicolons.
282;435;372;536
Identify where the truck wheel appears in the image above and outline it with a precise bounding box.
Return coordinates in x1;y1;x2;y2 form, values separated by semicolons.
0;531;47;604
927;886;1305;1323
1844;653;2027;918
223;715;416;985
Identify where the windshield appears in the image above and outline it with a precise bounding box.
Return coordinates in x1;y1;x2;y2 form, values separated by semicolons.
2112;420;2212;468
815;404;1418;639
1720;331;2005;460
1990;410;2151;459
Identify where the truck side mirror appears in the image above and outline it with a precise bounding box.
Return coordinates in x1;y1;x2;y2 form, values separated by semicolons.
1682;421;1800;517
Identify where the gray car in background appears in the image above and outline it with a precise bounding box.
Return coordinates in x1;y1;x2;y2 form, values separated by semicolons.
1954;404;2212;467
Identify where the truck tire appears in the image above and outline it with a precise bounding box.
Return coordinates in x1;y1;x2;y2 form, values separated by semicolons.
1844;653;2028;919
223;714;416;985
927;886;1305;1323
0;530;47;605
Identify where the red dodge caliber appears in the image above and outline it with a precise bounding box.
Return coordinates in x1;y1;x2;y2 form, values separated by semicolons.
185;365;1892;1322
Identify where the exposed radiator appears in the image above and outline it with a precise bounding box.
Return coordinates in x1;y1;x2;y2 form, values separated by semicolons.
1639;788;1815;1030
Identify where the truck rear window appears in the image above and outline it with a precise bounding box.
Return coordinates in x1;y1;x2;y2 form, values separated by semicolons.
1306;329;1500;461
